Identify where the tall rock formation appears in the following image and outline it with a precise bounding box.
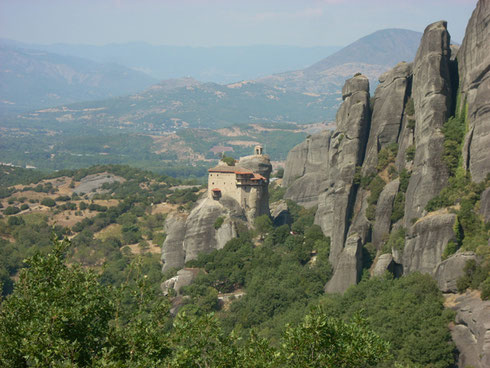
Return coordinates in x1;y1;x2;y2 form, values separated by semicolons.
315;74;371;266
282;130;331;207
457;0;490;183
362;62;412;175
161;154;272;272
404;21;453;225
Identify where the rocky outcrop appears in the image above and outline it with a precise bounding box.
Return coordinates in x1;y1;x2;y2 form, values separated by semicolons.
371;253;395;277
315;74;370;266
403;212;457;274
161;213;187;272
404;21;453;225
458;0;490;183
324;234;363;294
372;179;400;249
270;200;292;227
282;130;331;207
161;268;201;296
434;252;477;293
362;62;412;174
446;291;490;368
161;198;240;272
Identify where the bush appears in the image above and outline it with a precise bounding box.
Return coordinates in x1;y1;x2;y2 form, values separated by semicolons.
213;216;224;230
442;115;466;176
41;198;56;207
376;143;398;171
4;206;20;215
390;192;405;223
20;204;29;211
405;97;415;116
221;154;236;166
406;145;416;162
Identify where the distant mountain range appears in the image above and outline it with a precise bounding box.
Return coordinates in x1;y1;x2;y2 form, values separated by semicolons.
2;28;424;128
0;45;158;113
0;39;342;84
258;29;423;93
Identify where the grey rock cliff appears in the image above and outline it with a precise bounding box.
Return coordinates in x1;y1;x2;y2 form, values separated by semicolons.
371;253;395;277
404;21;453;225
315;74;370;266
362;62;412;174
161;213;187;272
324;234;363;294
372;179;400;249
434;252;477;293
403;212;456;274
480;187;490;223
447;291;490;368
458;0;490;183
282;130;331;207
161;197;239;272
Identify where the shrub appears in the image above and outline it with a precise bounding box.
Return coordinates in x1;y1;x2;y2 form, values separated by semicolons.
377;143;398;171
406;145;416;162
20;204;29;211
214;216;224;230
41;198;56;207
4;206;20;215
390;192;405;223
221;155;236;166
442;115;465;176
405;97;415;116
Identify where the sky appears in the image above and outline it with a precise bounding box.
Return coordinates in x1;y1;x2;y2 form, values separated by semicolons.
0;0;478;47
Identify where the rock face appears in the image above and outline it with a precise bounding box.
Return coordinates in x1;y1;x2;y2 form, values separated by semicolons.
362;62;412;174
404;21;453;225
480;187;490;223
446;291;490;368
458;0;490;183
371;253;395;277
270;200;292;227
324;234;363;294
161;198;239;272
315;74;370;266
434;252;477;293
403;213;457;274
372;179;400;249
161;213;187;272
282;130;331;207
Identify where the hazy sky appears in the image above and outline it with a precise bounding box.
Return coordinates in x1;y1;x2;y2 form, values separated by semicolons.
0;0;478;47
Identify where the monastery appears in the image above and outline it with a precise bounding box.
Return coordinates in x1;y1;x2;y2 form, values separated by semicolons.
208;145;268;210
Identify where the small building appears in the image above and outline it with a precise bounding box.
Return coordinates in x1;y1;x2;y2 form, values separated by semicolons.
208;146;268;210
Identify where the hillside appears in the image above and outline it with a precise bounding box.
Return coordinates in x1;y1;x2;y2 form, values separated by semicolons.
0;45;157;113
258;28;422;94
6;77;338;131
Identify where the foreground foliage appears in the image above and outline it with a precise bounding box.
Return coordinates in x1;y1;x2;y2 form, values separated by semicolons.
0;238;389;367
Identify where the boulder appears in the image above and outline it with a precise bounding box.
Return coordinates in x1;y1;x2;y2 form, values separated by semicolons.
315;74;370;265
446;291;490;368
161;268;201;296
403;212;457;274
433;251;477;293
458;0;490;183
372;179;400;249
371;253;395;277
324;234;363;294
405;21;452;225
270;200;292;227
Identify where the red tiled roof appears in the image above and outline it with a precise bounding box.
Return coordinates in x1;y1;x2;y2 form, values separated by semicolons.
208;165;253;174
211;188;221;192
